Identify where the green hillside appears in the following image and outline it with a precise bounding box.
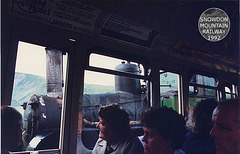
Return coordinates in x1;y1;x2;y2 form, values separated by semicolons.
84;84;114;94
11;72;47;106
11;72;114;107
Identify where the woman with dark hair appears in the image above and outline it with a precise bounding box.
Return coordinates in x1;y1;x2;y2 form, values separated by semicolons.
92;103;144;154
181;99;218;154
140;106;186;154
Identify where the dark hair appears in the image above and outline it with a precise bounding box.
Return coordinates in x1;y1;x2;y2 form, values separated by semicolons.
1;105;22;134
98;103;130;137
140;106;186;149
186;99;218;134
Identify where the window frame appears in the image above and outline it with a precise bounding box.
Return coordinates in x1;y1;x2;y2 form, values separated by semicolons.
76;52;151;150
3;30;74;154
159;71;182;113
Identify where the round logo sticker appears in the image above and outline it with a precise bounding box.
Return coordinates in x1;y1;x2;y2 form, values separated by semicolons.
198;8;230;42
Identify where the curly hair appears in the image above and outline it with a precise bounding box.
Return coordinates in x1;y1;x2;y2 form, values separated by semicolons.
98;103;130;137
140;106;186;150
186;99;218;135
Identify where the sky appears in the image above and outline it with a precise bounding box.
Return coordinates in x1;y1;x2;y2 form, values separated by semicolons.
86;53;124;86
15;41;47;77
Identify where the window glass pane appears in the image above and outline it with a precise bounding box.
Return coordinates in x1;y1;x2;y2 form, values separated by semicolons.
190;74;218;87
225;87;231;93
189;98;205;107
89;53;145;76
189;86;194;92
189;88;217;107
160;72;179;112
78;55;149;151
81;70;148;150
226;93;232;99
189;74;218;108
11;41;68;152
225;84;239;99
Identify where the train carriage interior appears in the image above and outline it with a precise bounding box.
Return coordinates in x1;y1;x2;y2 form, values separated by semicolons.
1;0;239;154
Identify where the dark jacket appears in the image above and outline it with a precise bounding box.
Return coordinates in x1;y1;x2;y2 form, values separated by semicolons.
181;131;216;154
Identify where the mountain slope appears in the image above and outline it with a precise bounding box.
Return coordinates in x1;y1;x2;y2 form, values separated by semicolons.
11;72;115;106
11;72;47;106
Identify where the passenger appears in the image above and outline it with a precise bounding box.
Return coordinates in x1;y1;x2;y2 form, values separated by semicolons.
181;99;218;154
92;103;144;154
140;106;186;154
1;105;23;154
210;99;240;154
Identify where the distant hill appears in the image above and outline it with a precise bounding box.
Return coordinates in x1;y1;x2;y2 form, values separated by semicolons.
84;84;114;94
11;72;47;106
11;72;114;106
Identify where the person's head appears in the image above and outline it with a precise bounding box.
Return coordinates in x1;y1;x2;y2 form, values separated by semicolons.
96;103;130;144
186;99;218;135
210;99;240;154
1;105;23;151
140;106;186;154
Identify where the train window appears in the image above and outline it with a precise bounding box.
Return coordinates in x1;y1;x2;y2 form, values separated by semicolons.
160;71;180;112
78;53;149;151
225;87;232;99
190;74;218;87
11;41;68;152
225;84;239;99
189;74;218;107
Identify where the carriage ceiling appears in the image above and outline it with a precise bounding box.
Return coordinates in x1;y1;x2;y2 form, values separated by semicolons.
85;0;239;68
3;0;239;68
